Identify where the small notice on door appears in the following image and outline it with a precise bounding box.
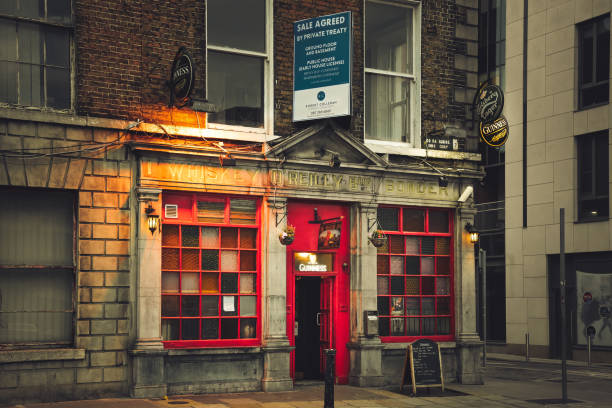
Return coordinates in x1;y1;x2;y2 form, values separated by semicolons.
223;296;235;312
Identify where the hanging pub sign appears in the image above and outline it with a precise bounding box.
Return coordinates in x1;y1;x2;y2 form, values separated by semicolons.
318;219;342;249
293;11;352;122
480;115;509;147
169;47;194;108
475;83;504;123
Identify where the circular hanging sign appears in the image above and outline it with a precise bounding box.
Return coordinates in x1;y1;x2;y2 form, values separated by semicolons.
476;84;504;123
480;115;509;147
170;47;194;107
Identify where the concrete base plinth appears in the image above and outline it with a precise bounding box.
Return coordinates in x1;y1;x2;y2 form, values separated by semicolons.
129;348;168;398
347;339;385;387
261;342;294;392
456;337;484;385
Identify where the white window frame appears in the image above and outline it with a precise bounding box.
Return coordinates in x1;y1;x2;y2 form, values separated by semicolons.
364;0;421;152
205;0;274;137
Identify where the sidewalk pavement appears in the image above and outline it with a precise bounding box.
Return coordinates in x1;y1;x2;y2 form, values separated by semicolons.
3;353;609;408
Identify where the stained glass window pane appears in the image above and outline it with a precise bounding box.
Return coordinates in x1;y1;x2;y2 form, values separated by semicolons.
162;224;179;246
181;249;199;270
422;317;436;335
240;274;256;294
407;317;419;335
202;227;219;247
403;209;424;232
377;255;389;274
221;250;238;271
405;256;419;274
437;257;450;275
390;256;404;274
221;318;238;339
221;273;238;293
377;277;388;295
181;319;199;340
405;237;419;254
406;277;419;295
221;228;238;248
437;297;450;314
240;318;257;338
201;250;219;270
377;297;389;315
197;200;225;223
240;251;256;271
201;273;218;293
389;235;404;253
422;298;435;315
201;296;218;316
422;277;435;295
377;207;398;231
162;272;179;293
391;318;404;336
181;272;199;293
202;319;219;339
230;199;257;224
438;317;450;334
162;296;179;316
435;237;450;255
391;276;404;295
421;257;434;275
240;228;257;248
181;296;199;317
429;210;448;232
436;277;450;295
162;319;179;340
406;298;419;315
182;225;199;247
240;296;256;316
422;237;435;254
162;248;179;269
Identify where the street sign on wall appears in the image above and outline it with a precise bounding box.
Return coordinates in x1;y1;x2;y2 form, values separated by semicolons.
293;11;352;122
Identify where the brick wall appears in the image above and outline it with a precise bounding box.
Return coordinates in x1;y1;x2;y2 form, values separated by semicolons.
0;119;131;402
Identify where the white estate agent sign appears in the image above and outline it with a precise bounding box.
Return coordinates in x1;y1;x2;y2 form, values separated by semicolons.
293;11;352;122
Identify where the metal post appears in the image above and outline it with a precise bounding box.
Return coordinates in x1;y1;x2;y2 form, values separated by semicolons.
560;208;568;402
587;335;592;368
525;333;529;361
479;249;487;367
324;349;336;408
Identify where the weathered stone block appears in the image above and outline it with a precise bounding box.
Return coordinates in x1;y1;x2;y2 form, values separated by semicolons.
80;272;104;287
92;287;117;303
93;192;118;208
105;303;128;319
106;240;129;255
38;123;65;139
106;177;130;192
65;158;87;189
93;224;117;239
91;319;117;335
103;335;129;351
93;160;118;176
106;209;129;224
67;127;93;141
104;366;126;382
91;352;116;367
7;121;36;137
76;336;103;351
76;368;103;383
92;256;117;271
81;176;106;191
48;158;68;187
0;372;18;388
105;272;129;287
80;240;105;255
79;304;104;319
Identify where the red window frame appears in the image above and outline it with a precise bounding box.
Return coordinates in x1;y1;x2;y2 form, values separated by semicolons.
161;192;261;348
376;206;454;343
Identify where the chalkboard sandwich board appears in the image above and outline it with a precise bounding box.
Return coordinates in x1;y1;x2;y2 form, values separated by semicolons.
401;339;444;395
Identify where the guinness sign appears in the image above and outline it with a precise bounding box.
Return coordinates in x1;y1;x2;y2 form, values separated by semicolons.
169;47;194;107
476;84;504;123
480;115;509;147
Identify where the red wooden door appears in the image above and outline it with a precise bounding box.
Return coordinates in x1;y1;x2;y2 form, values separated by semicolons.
286;201;350;384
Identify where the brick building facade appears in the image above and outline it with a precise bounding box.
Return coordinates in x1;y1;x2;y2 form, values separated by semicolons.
0;0;483;403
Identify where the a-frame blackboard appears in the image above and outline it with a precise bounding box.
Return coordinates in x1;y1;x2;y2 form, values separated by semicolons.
400;339;444;395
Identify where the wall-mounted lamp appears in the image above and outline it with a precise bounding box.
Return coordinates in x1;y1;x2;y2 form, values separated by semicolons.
465;222;479;244
145;203;160;235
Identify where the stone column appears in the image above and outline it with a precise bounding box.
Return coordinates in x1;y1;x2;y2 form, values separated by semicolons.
261;196;293;391
129;187;167;398
455;200;483;384
347;202;384;387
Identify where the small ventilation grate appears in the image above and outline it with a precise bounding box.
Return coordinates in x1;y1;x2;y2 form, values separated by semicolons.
165;204;178;219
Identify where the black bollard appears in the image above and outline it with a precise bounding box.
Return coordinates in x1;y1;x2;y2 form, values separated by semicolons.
324;349;336;408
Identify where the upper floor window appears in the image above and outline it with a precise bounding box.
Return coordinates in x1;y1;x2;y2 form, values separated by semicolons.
577;131;609;221
578;14;610;110
207;0;269;129
365;0;419;145
0;0;72;110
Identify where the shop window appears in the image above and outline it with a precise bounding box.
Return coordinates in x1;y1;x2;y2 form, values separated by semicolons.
207;0;268;128
376;207;453;341
0;188;75;346
577;131;609;221
0;0;72;110
365;0;420;146
578;14;610;110
161;193;259;347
